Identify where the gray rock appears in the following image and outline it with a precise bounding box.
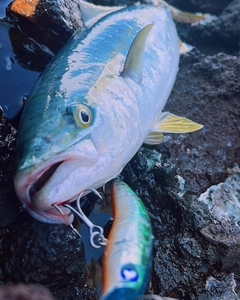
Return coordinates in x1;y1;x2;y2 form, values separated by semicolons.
176;0;240;55
0;283;54;300
199;274;239;300
0;109;18;227
0;220;95;299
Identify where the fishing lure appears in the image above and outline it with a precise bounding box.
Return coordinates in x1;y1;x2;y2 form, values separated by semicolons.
101;180;153;300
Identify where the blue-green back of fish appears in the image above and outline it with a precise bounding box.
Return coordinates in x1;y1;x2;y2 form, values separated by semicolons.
16;5;179;168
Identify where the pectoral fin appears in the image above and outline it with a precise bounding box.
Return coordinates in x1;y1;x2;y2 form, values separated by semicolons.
154;112;203;133
122;24;154;83
144;132;165;145
144;112;203;145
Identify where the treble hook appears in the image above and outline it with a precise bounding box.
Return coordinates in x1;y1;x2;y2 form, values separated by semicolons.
64;188;107;249
53;204;81;238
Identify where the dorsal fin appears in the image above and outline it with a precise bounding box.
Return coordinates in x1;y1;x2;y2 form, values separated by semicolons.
122;24;154;83
79;0;123;28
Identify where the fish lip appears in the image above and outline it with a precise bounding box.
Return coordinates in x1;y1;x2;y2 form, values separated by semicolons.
14;153;95;224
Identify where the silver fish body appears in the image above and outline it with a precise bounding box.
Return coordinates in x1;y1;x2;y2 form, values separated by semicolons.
14;5;179;223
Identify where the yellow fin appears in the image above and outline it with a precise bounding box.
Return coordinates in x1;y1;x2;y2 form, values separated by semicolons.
155;0;206;24
179;39;193;54
144;132;165;145
154;112;203;133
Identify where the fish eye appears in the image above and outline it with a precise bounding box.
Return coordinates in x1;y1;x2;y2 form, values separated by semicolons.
79;108;90;124
66;104;92;128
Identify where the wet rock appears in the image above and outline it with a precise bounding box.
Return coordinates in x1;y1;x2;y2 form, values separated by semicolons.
0;109;19;228
9;0;40;17
165;50;240;196
175;0;240;55
7;0;83;41
0;220;94;299
201;224;240;271
167;0;232;15
91;0;135;6
181;164;240;272
197;164;240;224
6;0;84;70
177;164;240;230
92;0;232;15
0;283;54;300
121;47;240;299
199;274;239;300
122;149;240;299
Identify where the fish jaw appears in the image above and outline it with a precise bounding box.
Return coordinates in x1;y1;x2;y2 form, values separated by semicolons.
14;150;99;224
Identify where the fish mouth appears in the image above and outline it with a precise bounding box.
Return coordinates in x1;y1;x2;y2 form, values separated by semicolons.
14;153;97;224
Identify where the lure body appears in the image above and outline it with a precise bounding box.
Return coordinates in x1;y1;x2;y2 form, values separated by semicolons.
14;4;180;223
101;180;153;300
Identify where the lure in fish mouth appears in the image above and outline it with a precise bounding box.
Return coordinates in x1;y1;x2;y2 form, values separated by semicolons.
14;3;203;224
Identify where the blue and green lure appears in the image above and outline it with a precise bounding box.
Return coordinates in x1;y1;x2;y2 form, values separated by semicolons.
101;180;153;300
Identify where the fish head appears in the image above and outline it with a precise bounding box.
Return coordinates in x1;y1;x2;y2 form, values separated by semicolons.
14;73;140;224
14;93;100;224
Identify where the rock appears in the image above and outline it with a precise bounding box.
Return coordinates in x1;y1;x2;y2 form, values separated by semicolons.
121;49;240;299
0;220;94;299
9;0;40;18
91;0;135;6
0;109;19;227
0;283;54;300
167;0;232;15
197;164;240;225
191;165;240;271
92;0;232;15
175;0;240;55
165;50;240;196
199;274;239;300
6;0;84;68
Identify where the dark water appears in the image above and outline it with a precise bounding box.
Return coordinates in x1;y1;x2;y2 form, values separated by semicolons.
0;0;9;18
0;1;40;119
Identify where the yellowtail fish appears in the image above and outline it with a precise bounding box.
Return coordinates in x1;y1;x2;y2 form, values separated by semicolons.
14;2;202;224
101;180;153;300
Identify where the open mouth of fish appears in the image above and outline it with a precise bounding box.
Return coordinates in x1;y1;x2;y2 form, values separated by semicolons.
14;153;97;224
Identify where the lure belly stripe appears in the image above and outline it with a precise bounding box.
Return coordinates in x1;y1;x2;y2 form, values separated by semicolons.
101;180;153;300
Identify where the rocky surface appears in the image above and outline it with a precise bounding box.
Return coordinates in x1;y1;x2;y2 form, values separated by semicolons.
6;0;83;58
0;109;18;228
175;0;240;55
0;219;97;299
0;283;54;300
0;0;239;299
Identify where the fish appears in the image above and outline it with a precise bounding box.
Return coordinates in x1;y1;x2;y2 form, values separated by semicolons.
14;2;202;224
101;180;153;300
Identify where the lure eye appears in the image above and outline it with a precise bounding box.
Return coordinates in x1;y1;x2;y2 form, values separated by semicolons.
121;266;138;282
66;104;92;128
